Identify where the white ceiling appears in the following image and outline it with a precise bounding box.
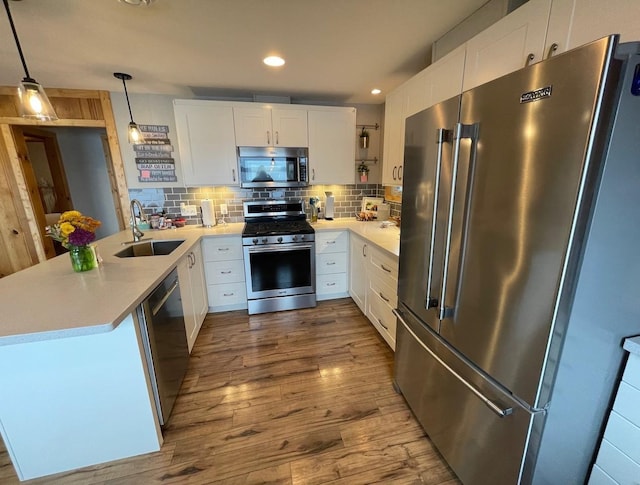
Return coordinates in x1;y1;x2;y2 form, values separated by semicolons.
0;0;489;105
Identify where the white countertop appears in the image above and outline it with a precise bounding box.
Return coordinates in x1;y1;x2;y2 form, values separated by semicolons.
312;218;401;257
0;218;399;346
623;336;640;355
0;223;243;346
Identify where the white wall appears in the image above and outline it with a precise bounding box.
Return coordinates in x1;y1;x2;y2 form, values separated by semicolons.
110;93;184;190
54;128;120;239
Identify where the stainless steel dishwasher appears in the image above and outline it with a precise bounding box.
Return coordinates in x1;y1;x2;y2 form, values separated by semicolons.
137;268;189;426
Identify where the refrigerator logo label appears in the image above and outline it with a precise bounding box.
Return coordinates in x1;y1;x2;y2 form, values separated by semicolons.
520;85;553;103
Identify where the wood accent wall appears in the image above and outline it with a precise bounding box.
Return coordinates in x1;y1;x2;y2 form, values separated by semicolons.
0;87;130;278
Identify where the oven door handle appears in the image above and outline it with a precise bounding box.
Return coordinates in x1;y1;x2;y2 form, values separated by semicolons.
247;243;315;253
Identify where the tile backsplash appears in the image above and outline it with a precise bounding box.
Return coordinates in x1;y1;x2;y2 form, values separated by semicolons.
128;184;401;225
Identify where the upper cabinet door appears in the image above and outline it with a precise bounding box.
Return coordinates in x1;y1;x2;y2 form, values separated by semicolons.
308;108;356;185
382;89;404;186
233;106;272;146
462;0;552;91
271;108;308;147
428;44;466;107
173;100;238;186
234;106;308;147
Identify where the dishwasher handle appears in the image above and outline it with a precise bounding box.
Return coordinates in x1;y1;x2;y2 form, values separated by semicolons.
152;278;180;316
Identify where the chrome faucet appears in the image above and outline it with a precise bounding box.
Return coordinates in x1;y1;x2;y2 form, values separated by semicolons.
130;199;147;242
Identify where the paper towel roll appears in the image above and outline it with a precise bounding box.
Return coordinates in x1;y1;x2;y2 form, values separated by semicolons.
201;199;216;227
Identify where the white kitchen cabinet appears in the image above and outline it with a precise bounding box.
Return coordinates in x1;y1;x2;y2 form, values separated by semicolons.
202;236;247;312
382;89;404;186
315;231;349;300
177;242;208;353
365;245;399;350
349;233;368;313
462;0;552;91
546;0;640;58
233;105;308;147
590;347;640;484
428;44;466;107
308;107;356;185
173;100;238;186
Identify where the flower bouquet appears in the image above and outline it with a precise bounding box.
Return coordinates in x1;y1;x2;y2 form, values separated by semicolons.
46;211;101;272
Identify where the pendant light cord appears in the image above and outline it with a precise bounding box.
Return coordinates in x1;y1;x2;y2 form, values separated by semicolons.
3;0;34;81
120;77;135;123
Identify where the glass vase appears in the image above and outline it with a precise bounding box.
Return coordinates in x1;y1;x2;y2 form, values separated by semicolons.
69;245;97;272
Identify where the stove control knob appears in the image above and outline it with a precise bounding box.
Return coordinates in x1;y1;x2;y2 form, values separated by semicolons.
262;237;268;244
252;238;259;245
277;236;283;243
292;235;298;242
300;235;305;240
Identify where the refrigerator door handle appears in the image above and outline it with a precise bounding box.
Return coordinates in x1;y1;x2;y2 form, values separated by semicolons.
439;122;477;321
426;128;452;310
394;309;513;418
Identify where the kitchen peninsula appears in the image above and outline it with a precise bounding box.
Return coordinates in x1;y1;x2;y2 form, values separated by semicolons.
0;219;399;481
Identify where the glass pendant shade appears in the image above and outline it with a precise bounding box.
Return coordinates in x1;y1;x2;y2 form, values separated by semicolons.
17;79;58;121
128;122;145;144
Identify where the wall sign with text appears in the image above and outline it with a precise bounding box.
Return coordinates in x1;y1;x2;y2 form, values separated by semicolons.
134;125;178;182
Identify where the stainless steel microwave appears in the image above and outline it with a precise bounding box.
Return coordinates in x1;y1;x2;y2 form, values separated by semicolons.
237;146;309;188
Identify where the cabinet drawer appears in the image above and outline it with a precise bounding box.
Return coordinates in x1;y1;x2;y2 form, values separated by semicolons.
202;237;243;261
316;252;348;275
368;272;397;307
594;439;640;485
613;382;640;428
603;411;640;465
367;281;397;349
368;247;398;283
623;353;640;390
204;259;245;284
316;231;348;253
208;282;247;307
317;273;347;295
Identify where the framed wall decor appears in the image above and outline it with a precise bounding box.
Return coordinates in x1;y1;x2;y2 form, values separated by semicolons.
361;197;383;216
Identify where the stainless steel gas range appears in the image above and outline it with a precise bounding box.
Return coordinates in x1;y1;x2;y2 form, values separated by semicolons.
242;200;316;315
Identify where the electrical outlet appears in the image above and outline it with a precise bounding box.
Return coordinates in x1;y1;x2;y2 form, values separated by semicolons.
180;203;198;216
220;203;228;215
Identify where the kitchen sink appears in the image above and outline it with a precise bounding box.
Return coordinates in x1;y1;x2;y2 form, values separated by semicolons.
115;239;185;258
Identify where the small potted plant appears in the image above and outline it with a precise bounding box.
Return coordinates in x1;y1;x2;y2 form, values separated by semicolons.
357;162;370;182
359;127;370;149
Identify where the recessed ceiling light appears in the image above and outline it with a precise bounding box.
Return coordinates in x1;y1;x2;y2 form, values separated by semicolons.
263;56;285;67
371;88;382;95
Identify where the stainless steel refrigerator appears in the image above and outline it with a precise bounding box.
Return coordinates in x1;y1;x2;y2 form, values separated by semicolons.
394;35;640;485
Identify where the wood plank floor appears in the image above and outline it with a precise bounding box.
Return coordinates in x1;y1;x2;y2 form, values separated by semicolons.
0;299;459;484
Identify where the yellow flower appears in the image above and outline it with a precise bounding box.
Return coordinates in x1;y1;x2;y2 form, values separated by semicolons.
59;211;82;223
60;222;75;236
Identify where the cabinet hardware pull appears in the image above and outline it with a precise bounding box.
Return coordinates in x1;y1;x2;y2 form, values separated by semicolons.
363;243;367;257
326;261;336;265
267;130;271;145
398;165;403;180
381;264;392;273
232;168;237;182
524;52;535;67
312;168;315;180
545;43;559;59
221;270;232;274
275;131;279;145
223;292;234;297
327;282;336;286
377;318;389;330
326;240;335;244
392;166;397;180
379;292;390;302
218;247;230;251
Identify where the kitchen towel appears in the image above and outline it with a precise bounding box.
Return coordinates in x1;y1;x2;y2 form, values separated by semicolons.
201;199;216;227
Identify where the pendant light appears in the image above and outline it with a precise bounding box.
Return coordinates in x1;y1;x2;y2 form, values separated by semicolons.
3;0;58;121
113;72;146;144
